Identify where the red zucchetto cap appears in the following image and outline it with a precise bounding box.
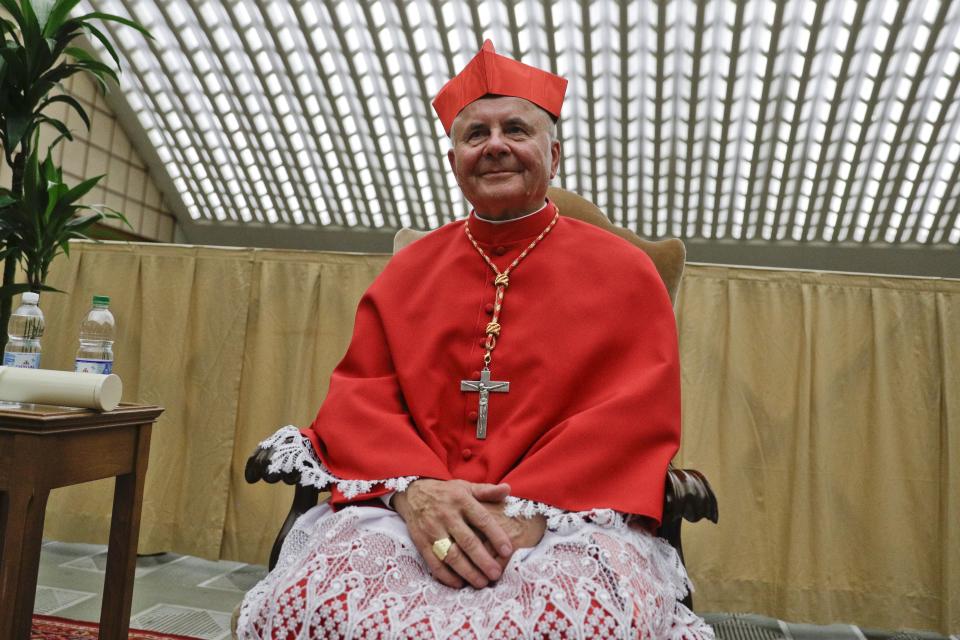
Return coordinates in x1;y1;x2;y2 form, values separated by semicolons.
432;40;568;135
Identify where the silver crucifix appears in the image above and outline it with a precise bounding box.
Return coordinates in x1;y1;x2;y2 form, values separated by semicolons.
460;368;510;439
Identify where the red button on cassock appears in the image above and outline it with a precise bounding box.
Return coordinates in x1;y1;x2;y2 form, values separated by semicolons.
468;411;478;422
494;246;507;256
471;370;481;379
462;448;473;460
485;303;494;314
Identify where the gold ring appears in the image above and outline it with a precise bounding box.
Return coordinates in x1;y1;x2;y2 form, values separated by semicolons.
431;537;453;562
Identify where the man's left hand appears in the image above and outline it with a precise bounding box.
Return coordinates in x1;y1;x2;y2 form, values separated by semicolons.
476;502;546;570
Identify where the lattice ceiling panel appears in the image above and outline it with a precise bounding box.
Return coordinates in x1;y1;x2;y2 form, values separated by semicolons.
79;0;960;256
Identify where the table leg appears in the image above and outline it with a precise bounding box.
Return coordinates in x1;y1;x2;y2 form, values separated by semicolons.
0;489;13;640
0;486;50;640
99;424;152;640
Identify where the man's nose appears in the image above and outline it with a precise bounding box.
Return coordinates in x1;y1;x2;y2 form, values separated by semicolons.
483;129;510;156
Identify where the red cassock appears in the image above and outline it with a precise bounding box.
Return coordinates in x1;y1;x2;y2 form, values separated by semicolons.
302;200;681;523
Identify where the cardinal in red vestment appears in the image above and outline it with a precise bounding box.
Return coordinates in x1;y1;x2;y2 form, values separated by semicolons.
238;40;714;640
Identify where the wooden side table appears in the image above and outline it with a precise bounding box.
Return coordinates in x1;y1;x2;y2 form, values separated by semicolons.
0;402;163;640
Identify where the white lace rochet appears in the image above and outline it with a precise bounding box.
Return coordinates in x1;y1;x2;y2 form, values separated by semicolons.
240;427;715;639
259;426;419;498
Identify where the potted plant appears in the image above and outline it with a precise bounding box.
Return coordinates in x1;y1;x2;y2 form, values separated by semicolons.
0;0;148;352
1;143;128;288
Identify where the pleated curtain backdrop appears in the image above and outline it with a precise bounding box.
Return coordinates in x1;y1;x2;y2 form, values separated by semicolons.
30;240;959;634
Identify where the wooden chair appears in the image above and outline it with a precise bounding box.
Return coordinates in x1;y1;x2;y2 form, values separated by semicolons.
245;187;718;611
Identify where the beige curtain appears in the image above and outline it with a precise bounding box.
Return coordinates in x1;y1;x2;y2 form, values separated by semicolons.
37;242;387;562
33;241;958;633
675;266;959;633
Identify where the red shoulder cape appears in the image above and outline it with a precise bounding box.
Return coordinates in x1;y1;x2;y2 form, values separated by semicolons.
304;201;680;523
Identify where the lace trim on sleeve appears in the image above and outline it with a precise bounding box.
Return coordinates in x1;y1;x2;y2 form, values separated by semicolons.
259;426;419;499
503;495;630;533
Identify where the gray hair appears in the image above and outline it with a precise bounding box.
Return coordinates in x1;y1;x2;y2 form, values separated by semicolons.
545;116;558;142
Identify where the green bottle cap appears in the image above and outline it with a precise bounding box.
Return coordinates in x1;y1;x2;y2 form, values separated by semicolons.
93;295;110;306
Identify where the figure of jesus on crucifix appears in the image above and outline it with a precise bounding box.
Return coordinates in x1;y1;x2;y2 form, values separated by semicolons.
460;368;509;439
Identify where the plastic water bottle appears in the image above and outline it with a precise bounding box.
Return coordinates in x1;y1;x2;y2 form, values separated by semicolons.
2;292;45;369
75;295;115;374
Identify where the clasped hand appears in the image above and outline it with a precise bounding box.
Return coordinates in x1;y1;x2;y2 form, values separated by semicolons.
392;478;546;589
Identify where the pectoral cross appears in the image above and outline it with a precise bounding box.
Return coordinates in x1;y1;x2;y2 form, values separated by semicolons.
460;368;510;439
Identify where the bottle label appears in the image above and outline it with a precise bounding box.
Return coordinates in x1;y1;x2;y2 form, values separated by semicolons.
3;352;41;368
75;359;113;374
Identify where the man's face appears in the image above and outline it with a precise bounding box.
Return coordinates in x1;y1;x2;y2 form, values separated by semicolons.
447;96;561;220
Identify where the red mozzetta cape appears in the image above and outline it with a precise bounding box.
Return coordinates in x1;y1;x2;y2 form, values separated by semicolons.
303;200;681;524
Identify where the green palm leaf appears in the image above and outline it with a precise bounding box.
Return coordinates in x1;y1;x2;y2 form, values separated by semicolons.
0;0;25;25
43;0;83;38
80;21;119;68
36;93;88;130
75;11;151;39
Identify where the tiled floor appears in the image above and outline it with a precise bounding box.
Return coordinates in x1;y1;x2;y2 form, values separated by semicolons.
35;540;267;639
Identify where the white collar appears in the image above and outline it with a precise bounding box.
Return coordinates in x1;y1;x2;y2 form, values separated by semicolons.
472;201;548;225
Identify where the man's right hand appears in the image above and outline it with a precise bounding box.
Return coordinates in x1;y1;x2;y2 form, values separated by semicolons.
392;478;513;589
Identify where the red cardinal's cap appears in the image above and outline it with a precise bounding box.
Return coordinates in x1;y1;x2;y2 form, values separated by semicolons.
432;40;568;135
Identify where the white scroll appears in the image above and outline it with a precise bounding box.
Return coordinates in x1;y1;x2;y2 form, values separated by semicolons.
0;367;122;411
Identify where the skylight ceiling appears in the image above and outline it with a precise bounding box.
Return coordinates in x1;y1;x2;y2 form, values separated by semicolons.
81;0;960;274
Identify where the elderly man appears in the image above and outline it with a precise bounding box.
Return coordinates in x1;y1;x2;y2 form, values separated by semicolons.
238;41;712;639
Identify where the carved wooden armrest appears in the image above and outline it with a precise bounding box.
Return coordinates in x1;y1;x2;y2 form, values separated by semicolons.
662;464;719;526
657;464;718;612
245;444;321;570
245;443;299;485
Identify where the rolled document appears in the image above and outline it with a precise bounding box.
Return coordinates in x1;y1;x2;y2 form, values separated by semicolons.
0;366;122;411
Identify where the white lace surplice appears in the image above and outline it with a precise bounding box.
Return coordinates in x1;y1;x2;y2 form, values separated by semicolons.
237;427;714;640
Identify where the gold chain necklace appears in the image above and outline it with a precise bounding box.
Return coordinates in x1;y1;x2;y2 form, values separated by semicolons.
459;207;560;439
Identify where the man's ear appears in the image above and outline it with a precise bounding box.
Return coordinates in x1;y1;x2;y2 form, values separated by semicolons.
549;139;561;180
447;148;457;176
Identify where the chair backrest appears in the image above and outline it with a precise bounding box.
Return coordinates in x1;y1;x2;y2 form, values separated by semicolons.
545;187;685;305
393;187;686;305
